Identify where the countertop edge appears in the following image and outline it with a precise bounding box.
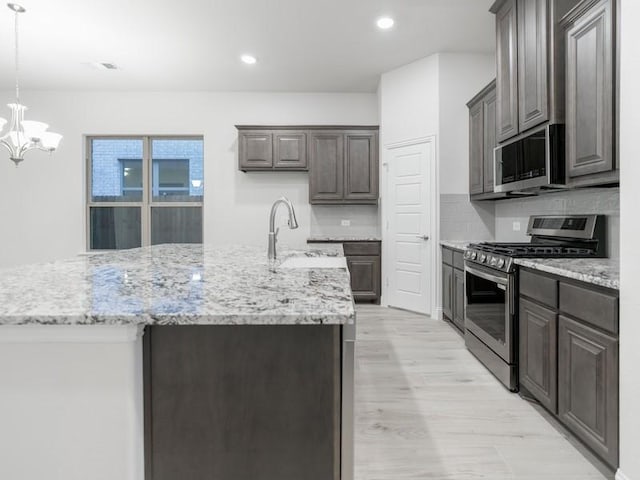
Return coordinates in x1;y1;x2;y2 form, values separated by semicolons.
515;259;619;291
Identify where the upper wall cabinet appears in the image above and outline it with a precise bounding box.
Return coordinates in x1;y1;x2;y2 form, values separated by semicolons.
491;0;582;142
309;128;379;205
562;0;618;186
467;80;498;199
237;127;308;171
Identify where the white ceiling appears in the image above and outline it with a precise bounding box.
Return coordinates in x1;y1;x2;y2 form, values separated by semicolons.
0;0;495;93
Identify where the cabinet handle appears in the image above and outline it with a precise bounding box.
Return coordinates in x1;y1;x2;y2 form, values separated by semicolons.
416;235;430;241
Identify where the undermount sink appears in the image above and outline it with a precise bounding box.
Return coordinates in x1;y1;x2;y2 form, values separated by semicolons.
279;256;347;269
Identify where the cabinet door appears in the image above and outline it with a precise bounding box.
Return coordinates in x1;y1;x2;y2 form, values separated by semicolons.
558;315;618;467
273;131;307;170
309;132;344;203
469;101;485;195
519;298;557;412
496;0;520;142
566;0;614;179
347;255;380;303
517;0;549;132
238;131;273;170
452;269;465;331
483;88;497;193
442;264;453;320
344;132;378;202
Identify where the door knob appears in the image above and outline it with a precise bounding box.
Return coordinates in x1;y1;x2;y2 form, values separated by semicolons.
416;235;430;240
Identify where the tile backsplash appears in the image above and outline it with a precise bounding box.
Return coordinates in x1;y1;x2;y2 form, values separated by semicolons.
494;187;620;258
310;205;381;238
440;194;495;241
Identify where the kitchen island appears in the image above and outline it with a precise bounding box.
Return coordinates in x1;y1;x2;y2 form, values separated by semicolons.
0;244;355;480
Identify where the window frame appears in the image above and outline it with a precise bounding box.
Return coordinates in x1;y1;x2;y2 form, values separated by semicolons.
86;135;204;250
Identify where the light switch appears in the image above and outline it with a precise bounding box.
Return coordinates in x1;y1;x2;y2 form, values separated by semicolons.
341;219;351;227
513;221;521;232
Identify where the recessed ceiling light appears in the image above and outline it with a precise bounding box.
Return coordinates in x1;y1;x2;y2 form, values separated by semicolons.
241;54;257;65
376;17;394;30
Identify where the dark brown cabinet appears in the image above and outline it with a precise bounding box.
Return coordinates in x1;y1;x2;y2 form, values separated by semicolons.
518;0;549;131
491;0;583;141
237;127;307;171
558;315;618;467
273;131;307;169
309;128;379;205
467;80;497;198
519;298;558;412
442;246;464;332
518;267;619;468
563;0;617;185
238;130;273;170
495;0;519;142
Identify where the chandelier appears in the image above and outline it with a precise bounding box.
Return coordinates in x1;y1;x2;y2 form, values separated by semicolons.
0;3;62;166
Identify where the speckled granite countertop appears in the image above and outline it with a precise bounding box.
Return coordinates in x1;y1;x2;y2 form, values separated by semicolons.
0;244;355;326
308;236;381;243
515;258;619;290
440;240;474;252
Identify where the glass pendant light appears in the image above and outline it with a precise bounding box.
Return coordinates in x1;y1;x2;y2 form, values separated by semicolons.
0;3;63;166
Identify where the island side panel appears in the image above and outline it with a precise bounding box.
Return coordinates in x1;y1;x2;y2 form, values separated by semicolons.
144;324;341;480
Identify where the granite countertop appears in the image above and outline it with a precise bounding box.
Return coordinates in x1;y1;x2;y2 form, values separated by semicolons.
514;258;619;290
308;235;381;243
0;244;355;326
440;240;474;252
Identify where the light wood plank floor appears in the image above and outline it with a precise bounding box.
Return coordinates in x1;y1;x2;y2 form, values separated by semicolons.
354;305;613;480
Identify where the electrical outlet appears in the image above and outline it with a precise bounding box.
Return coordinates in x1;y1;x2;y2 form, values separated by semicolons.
341;219;351;227
513;221;521;232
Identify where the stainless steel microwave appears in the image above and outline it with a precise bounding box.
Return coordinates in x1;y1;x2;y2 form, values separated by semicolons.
494;124;565;193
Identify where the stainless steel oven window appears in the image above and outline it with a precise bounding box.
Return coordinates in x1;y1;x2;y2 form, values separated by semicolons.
463;264;514;363
86;135;204;250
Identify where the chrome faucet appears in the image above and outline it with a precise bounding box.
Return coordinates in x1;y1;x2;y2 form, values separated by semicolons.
268;197;299;261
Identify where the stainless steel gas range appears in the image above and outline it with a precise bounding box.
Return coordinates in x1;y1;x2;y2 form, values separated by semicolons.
463;215;606;391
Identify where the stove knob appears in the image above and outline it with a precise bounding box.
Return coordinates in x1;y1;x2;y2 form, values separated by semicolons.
490;257;498;266
480;254;487;263
471;252;477;260
497;258;506;268
464;250;470;259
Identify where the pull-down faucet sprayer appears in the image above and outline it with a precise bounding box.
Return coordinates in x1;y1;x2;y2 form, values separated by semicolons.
268;197;299;261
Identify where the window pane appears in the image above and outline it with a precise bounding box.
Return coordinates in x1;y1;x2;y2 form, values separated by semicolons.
91;139;144;202
151;207;203;245
151;139;204;202
90;207;141;250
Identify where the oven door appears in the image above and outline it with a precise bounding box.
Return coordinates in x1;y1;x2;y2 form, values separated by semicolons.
464;263;514;363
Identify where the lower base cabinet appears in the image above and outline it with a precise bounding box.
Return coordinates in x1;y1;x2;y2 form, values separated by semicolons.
558;315;619;467
519;298;558;413
442;246;464;332
518;267;619;469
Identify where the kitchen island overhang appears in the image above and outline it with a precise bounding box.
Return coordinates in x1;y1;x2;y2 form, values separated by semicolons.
0;244;356;480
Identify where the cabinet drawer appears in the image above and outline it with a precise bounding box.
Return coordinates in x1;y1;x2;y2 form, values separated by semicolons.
343;242;380;256
520;269;558;308
559;282;618;334
453;251;464;270
442;247;454;266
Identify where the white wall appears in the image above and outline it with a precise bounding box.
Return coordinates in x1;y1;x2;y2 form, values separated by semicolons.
438;53;495;194
618;0;640;478
0;91;378;268
378;54;440;147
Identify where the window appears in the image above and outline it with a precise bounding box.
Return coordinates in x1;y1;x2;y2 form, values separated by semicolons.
87;136;204;250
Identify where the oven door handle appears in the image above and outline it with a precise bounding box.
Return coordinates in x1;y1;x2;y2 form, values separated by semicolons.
464;265;509;286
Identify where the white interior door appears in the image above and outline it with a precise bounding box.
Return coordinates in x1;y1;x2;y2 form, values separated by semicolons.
385;141;433;314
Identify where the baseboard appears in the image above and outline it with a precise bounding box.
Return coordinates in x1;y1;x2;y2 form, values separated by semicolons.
434;306;443;320
616;469;632;480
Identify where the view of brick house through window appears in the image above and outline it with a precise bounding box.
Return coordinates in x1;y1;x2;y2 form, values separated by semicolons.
87;137;204;250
